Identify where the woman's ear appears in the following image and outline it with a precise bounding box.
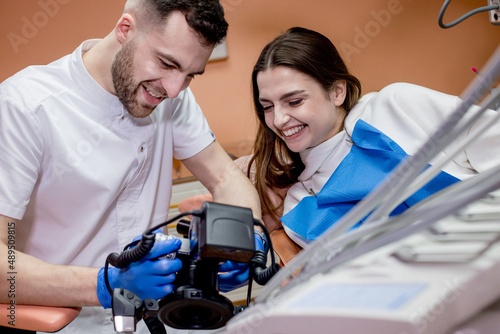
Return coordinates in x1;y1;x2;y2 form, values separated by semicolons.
330;80;347;107
114;13;135;44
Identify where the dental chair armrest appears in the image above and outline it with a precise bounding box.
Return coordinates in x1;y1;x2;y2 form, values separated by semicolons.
0;304;81;332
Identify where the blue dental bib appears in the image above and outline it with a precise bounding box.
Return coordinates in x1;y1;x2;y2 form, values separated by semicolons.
280;120;460;241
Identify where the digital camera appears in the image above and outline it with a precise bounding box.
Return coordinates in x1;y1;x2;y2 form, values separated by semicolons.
156;201;256;329
108;201;280;333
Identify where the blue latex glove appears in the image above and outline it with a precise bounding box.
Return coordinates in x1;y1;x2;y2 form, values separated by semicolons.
218;234;264;293
97;233;182;309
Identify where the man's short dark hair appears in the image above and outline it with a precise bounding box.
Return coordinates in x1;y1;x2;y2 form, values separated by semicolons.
132;0;228;46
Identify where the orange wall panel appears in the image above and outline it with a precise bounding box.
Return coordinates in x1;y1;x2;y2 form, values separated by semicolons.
1;0;498;165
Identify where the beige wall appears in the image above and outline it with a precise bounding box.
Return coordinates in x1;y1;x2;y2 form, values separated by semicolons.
1;0;498;171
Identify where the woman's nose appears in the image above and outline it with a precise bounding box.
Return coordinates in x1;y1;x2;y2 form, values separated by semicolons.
273;107;291;128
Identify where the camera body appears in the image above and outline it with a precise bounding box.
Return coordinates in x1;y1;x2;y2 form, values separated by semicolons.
156;202;256;329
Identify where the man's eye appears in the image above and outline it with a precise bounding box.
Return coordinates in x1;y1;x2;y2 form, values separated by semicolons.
160;60;175;69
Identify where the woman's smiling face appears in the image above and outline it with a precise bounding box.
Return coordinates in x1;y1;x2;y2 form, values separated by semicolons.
257;66;347;153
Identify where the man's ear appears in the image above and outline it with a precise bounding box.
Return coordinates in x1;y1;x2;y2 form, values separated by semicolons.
115;13;135;44
330;80;347;107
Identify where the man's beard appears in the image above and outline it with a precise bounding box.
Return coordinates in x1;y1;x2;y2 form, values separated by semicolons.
111;41;156;118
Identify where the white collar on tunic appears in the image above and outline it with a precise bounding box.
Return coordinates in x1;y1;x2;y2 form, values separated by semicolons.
73;39;126;122
298;132;345;182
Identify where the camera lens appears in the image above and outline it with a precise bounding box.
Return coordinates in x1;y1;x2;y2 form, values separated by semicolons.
157;288;234;329
179;305;211;322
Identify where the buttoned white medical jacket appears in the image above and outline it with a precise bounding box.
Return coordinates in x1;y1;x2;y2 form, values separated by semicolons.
0;40;215;334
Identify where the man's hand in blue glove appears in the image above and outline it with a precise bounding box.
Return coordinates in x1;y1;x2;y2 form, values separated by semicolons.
218;233;265;293
97;232;182;309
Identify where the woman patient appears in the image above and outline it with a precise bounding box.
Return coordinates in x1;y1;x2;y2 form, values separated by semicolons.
246;26;496;257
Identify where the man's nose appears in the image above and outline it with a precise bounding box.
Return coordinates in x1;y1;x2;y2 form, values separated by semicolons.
161;73;191;99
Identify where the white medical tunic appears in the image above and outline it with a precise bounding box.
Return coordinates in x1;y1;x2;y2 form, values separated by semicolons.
0;40;215;334
283;83;500;248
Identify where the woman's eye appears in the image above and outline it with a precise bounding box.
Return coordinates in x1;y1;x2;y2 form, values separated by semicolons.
262;105;273;112
289;99;303;106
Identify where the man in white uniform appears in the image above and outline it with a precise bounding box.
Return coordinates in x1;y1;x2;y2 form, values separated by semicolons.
0;0;260;333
